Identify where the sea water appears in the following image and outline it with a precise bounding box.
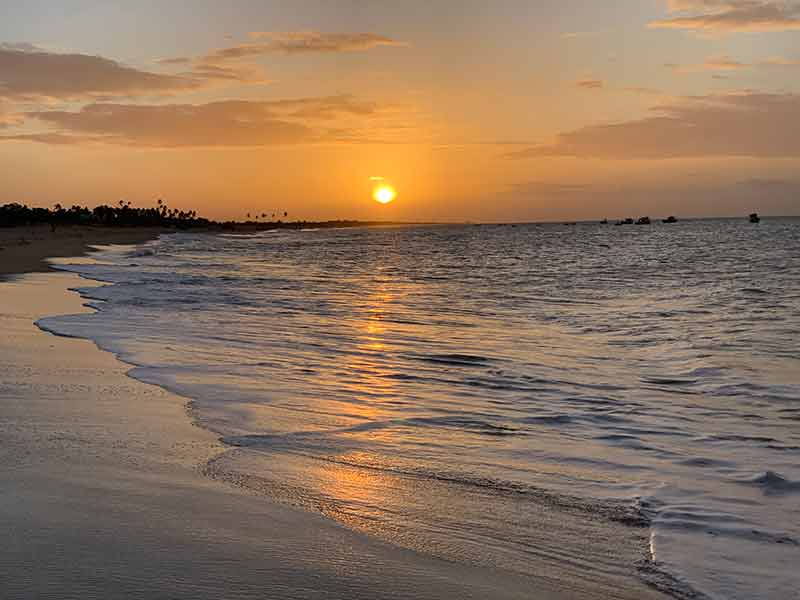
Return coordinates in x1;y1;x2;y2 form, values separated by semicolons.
40;220;800;599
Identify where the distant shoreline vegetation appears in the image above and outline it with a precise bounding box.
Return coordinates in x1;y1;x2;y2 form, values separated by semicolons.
0;201;400;231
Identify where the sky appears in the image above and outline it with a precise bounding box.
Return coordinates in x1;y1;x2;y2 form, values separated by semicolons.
1;0;799;222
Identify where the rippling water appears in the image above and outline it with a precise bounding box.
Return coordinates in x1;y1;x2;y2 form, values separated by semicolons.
41;220;800;599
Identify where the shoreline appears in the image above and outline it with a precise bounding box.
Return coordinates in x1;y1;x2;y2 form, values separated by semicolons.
0;237;671;599
0;270;547;599
0;224;168;279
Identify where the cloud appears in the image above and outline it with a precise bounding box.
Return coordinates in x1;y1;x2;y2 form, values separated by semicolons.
561;31;602;39
666;55;747;74
199;31;406;63
707;55;749;70
155;57;192;66
575;79;605;89
0;42;40;52
0;102;21;128
13;95;381;147
0;132;107;145
179;62;269;84
622;86;667;96
509;92;800;159
668;54;800;72
650;0;800;33
757;55;800;66
0;44;205;100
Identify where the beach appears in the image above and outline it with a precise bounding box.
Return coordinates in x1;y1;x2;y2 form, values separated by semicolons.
0;235;669;599
0;225;168;278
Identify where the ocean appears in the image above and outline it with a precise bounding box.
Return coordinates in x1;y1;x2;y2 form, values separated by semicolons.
40;219;800;599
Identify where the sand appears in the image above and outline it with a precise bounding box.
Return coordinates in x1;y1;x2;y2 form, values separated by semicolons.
0;237;669;599
0;225;167;278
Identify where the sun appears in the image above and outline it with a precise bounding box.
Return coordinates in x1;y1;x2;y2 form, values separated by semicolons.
373;184;397;205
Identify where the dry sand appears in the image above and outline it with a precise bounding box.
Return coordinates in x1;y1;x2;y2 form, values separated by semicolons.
0;225;167;278
0;239;669;599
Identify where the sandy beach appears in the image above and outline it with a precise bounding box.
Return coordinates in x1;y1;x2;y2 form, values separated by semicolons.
0;225;168;278
0;238;668;599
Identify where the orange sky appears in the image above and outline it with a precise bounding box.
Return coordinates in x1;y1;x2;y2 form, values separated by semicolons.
1;1;799;221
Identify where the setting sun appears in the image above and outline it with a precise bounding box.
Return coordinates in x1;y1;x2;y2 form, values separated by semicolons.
373;185;397;205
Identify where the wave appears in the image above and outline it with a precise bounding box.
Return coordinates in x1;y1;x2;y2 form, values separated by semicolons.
212;437;651;528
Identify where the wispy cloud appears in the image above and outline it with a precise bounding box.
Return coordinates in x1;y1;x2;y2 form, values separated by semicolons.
757;55;800;66
154;56;193;66
622;86;668;96
0;132;109;145
667;54;748;72
193;31;407;64
179;62;269;84
667;53;800;73
575;79;605;89
254;31;407;53
650;0;800;33
561;31;602;39
509;92;800;159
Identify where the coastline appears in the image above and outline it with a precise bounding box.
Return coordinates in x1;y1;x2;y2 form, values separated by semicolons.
0;241;670;599
0;224;168;279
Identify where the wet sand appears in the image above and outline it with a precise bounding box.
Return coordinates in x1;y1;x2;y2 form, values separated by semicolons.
0;252;669;598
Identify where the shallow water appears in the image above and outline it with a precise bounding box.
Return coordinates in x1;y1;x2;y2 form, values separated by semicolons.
42;219;800;599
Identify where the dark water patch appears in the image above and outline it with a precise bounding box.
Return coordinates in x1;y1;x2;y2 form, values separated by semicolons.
521;414;573;425
642;377;698;386
765;443;800;452
607;426;693;438
678;457;736;468
402;415;522;436
655;519;799;546
700;434;780;444
409;353;496;367
738;471;800;495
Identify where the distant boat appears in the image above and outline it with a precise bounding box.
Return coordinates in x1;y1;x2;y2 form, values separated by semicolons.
615;217;634;226
662;216;678;224
636;216;651;225
749;213;761;223
600;218;609;224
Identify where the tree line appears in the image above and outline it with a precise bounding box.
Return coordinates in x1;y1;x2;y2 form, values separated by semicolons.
0;199;210;229
0;200;389;231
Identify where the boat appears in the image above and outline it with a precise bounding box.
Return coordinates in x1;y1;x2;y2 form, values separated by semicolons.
749;213;761;223
600;218;609;224
662;216;678;224
636;216;651;225
615;217;634;226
